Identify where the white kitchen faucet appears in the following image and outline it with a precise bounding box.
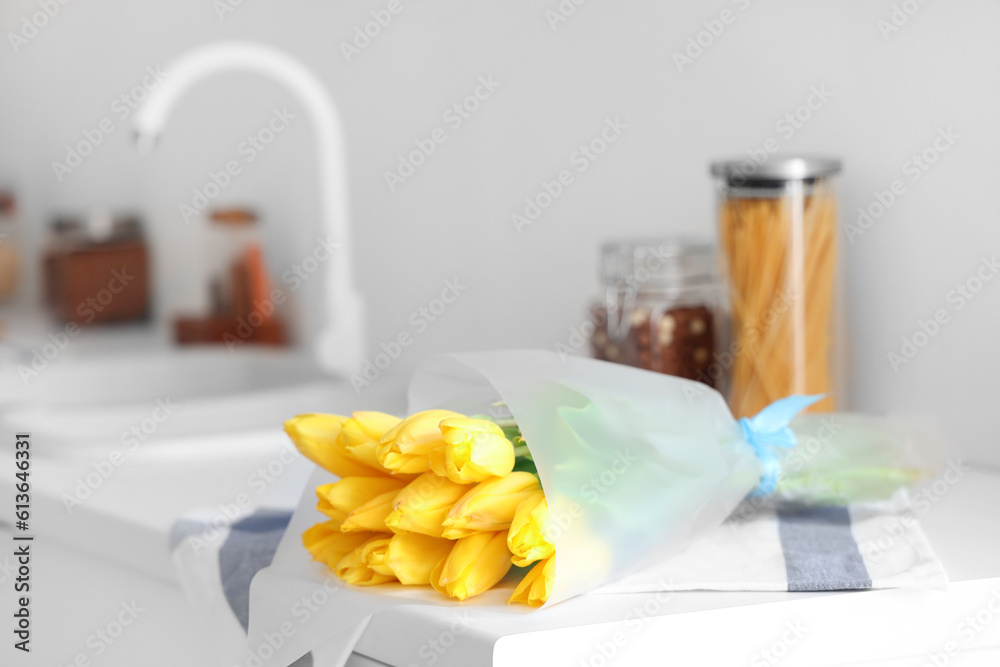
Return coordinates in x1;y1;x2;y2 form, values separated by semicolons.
133;41;364;377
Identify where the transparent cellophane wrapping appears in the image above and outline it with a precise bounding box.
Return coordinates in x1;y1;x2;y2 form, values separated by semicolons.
717;178;842;419
406;350;761;605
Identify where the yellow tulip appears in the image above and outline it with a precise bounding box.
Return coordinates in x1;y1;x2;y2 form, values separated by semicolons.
384;533;454;585
430;418;515;484
431;532;513;601
302;522;377;568
339;412;401;470
334;537;397;586
285;414;389;478
315;495;347;524
441;472;541;539
357;536;393;576
384;472;469;537
376;410;463;474
340;489;400;532
318;477;408;514
508;555;555;606
507;491;554;566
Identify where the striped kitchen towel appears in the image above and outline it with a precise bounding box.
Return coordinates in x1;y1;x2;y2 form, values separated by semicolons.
598;489;948;594
169;490;947;665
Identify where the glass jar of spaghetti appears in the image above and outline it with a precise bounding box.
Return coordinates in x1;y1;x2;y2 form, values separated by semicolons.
710;156;843;418
588;239;726;389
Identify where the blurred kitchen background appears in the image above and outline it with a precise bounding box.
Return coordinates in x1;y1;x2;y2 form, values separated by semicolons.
1;0;998;466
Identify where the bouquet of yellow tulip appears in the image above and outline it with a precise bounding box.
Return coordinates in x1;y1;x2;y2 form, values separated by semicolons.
286;409;556;605
246;351;937;667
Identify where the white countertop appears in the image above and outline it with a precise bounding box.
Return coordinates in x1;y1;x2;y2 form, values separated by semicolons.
6;415;1000;666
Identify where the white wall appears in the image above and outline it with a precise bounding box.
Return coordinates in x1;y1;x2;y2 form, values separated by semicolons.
2;1;999;465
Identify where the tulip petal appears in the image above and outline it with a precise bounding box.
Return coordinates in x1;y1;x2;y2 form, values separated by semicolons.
386;533;454;585
303;523;377;569
335;537;397;586
442;472;541;538
507;491;554;567
384;472;469;538
340;412;401;469
376;410;463;474
358;537;393;576
320;477;408;514
508;556;555;606
433;532;513;601
341;489;400;532
285;414;390;478
438;418;515;483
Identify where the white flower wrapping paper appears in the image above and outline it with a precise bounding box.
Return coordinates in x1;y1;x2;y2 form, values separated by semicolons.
245;350;775;666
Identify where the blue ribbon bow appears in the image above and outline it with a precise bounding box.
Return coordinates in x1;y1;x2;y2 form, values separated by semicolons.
739;394;825;498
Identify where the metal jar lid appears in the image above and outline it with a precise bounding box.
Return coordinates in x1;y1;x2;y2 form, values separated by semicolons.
710;155;841;187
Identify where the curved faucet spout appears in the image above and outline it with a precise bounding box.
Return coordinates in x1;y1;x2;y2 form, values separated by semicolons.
134;41;364;376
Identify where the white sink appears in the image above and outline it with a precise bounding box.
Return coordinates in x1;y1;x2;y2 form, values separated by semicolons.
0;346;407;456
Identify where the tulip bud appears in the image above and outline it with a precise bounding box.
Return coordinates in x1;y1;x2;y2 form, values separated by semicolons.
383;533;454;585
430;418;515;484
508;555;555;606
376;410;463;474
442;472;541;539
339;412;402;470
319;477;408;515
340;489;400;532
358;536;393;576
335;537;397;586
303;522;378;568
285;414;390;478
384;472;468;537
315;494;347;524
507;491;554;566
431;531;513;601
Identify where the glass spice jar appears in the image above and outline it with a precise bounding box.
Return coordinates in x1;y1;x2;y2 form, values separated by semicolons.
710;156;844;418
588;240;727;388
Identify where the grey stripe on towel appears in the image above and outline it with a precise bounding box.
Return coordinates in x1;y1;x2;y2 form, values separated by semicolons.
218;510;314;667
777;505;872;591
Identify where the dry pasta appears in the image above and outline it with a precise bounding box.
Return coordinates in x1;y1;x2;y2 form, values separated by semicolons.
718;183;838;418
